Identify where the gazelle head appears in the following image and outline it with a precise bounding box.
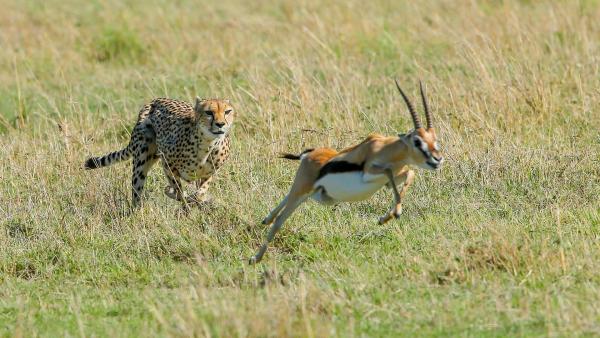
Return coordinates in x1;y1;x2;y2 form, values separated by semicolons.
395;80;443;170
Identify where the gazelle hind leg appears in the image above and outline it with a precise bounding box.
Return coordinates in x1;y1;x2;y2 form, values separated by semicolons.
250;193;309;264
379;169;415;225
252;156;322;264
262;195;289;225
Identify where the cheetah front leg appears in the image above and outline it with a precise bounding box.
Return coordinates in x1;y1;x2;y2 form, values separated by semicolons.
186;177;214;206
162;164;186;202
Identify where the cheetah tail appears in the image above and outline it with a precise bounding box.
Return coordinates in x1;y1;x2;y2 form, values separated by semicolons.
279;148;314;160
84;147;132;169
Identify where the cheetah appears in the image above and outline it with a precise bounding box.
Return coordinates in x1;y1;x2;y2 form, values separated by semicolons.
84;97;234;208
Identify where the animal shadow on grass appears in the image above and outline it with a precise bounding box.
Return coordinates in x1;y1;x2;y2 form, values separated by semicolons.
98;189;136;220
5;219;34;240
226;264;302;289
96;185;216;220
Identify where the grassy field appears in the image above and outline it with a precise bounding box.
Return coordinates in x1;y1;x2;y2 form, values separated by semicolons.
1;0;599;336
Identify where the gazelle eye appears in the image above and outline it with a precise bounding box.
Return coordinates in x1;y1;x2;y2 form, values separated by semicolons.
414;138;422;148
225;109;232;115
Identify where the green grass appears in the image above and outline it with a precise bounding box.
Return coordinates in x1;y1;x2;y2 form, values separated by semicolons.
1;0;599;336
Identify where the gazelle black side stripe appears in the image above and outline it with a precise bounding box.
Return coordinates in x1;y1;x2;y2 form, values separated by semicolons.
317;161;364;180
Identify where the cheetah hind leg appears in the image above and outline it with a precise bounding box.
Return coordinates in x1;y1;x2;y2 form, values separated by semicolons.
130;125;158;208
131;149;158;208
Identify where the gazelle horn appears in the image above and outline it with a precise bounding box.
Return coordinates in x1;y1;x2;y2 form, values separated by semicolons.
395;79;422;129
419;81;433;129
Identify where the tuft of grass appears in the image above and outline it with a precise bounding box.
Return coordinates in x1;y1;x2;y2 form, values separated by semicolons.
92;26;146;64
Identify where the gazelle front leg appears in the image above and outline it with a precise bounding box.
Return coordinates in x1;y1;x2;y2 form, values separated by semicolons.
378;169;415;225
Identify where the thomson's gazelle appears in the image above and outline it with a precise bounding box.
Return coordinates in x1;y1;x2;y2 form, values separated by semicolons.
250;80;443;264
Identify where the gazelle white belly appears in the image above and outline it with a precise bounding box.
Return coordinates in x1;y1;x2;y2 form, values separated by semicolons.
313;172;387;202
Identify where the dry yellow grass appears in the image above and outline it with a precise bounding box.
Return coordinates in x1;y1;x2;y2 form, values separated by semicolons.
1;0;599;336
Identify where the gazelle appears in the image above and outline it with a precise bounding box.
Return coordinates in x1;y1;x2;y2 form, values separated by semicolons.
250;80;443;264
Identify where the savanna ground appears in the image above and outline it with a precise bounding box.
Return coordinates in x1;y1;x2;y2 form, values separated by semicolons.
1;0;599;336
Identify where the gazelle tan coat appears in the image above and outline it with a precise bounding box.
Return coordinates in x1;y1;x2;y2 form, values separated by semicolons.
251;80;443;264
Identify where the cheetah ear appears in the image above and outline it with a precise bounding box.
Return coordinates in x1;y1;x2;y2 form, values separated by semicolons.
223;99;231;105
194;96;204;111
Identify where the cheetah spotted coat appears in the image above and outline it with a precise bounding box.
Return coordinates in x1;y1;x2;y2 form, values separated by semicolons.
85;97;234;207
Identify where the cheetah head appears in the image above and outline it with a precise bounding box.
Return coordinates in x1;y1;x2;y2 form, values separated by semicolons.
194;97;234;138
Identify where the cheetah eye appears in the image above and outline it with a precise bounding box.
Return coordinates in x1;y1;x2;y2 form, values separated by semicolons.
204;110;213;116
225;109;233;115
